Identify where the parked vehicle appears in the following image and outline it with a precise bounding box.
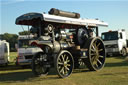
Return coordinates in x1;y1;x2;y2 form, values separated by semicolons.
101;29;128;57
16;35;42;66
0;40;10;65
15;8;108;78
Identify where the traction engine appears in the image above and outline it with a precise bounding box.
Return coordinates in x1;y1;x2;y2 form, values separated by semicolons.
15;8;108;78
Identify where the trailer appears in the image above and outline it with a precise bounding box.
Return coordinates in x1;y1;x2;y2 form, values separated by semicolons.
16;35;42;66
15;8;108;78
0;40;10;65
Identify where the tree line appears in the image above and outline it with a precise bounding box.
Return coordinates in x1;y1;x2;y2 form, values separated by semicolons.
0;31;29;52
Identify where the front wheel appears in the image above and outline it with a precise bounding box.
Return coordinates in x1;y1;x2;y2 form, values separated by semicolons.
84;37;106;71
32;52;50;76
122;48;127;57
55;50;74;78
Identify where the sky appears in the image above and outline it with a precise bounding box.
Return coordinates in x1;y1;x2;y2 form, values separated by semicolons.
1;0;128;37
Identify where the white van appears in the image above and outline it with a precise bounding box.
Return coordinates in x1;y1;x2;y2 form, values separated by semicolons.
101;29;127;57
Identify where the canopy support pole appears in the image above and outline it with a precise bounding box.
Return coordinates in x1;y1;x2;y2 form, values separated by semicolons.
96;27;98;37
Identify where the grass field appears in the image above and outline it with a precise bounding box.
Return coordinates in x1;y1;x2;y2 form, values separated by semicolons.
0;52;128;85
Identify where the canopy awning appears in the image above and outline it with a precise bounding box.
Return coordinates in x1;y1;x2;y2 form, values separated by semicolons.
15;13;43;25
16;12;108;27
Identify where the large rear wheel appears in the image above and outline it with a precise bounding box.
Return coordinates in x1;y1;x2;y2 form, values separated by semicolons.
55;50;74;78
84;37;106;71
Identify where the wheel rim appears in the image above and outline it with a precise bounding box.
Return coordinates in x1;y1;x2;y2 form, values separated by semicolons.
56;51;74;78
89;38;105;70
122;48;126;56
32;53;49;76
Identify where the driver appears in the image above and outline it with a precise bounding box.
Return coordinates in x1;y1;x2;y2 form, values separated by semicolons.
88;28;93;37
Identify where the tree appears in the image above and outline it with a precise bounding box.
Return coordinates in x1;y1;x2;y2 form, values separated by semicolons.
1;33;18;52
19;31;30;35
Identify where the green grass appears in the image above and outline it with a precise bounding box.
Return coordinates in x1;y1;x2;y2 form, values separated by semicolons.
9;52;17;62
0;52;128;85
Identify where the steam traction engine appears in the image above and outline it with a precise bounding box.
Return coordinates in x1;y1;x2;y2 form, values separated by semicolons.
15;8;108;78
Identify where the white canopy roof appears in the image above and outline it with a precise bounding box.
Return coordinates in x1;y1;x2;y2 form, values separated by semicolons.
16;12;108;27
43;14;108;27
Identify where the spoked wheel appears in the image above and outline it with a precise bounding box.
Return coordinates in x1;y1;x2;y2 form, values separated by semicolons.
55;50;74;78
32;52;49;76
122;48;127;57
84;37;106;71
